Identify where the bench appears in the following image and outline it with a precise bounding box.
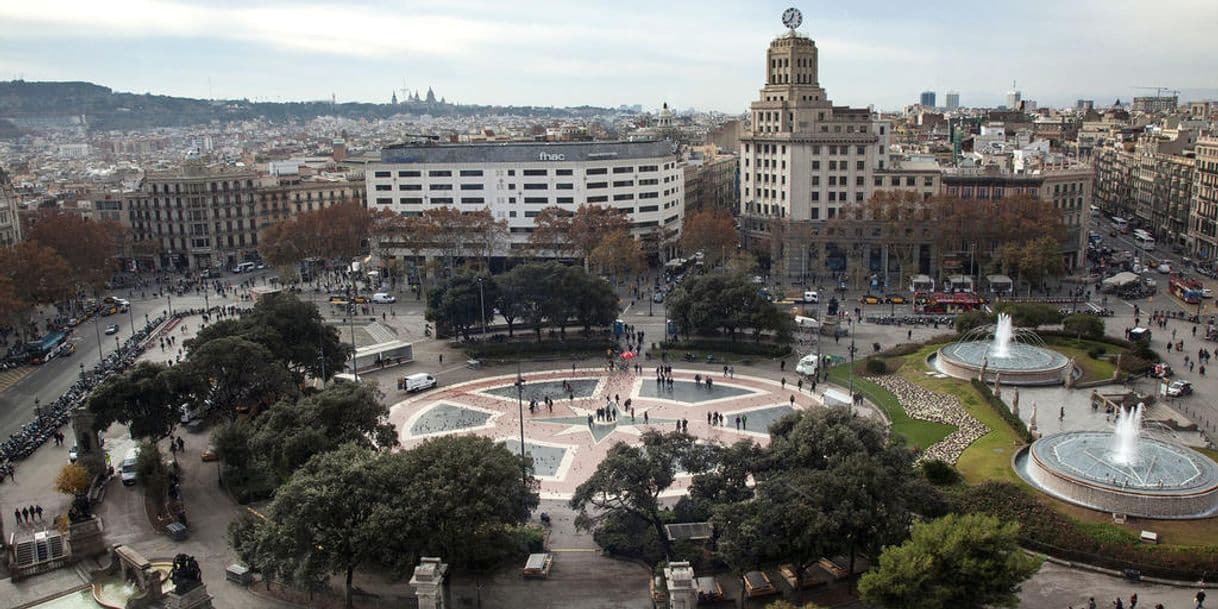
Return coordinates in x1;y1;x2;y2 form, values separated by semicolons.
1140;530;1158;544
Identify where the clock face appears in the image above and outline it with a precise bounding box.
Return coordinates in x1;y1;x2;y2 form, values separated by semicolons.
782;7;802;29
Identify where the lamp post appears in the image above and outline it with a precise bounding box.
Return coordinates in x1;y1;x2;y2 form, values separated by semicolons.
848;333;857;412
648;290;653;317
167;293;173;315
34;397;40;420
515;359;528;499
93;316;104;365
478;277;487;338
79;363;84;379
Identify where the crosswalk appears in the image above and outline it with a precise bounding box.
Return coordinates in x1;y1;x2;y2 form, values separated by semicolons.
366;322;397;343
0;366;32;392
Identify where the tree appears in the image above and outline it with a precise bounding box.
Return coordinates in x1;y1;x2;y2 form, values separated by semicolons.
994;302;1063;329
250;382;399;478
954;310;996;334
680;210;739;266
0;241;73;335
1018;236;1065;288
858;513;1041;609
426;271;497;338
564;267;618;335
188;292;349;381
1063;313;1105;339
464;208;509;268
530;205;629;269
570;431;705;558
25;209;122;293
177;336;297;419
56;463;92;497
229;444;387;607
135;440;170;500
666;272;787;341
87;362;184;440
588;228;644;279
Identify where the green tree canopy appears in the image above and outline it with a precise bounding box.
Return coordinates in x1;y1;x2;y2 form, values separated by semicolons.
1062;313;1105;339
666;272;791;341
87;362;184;440
858;513;1041;609
425;270;496;339
994;302;1064;329
178;336;297;420
188;292;349;380
250;381;399;478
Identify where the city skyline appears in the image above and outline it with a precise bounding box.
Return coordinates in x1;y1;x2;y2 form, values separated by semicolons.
1;0;1217;112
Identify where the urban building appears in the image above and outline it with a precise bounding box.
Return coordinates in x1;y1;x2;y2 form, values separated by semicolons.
125;162;364;270
367;140;684;262
1006;88;1022;110
1076;99;1095;112
0;167;22;246
1132;96;1179;114
1191;137;1218;259
737;25;889;281
945;92;960;111
920;91;936;108
683;146;739;214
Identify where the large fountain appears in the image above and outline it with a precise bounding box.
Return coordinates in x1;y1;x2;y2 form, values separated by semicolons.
1015;404;1218;519
934;313;1073;385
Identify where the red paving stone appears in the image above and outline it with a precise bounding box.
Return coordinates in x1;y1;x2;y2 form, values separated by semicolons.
388;367;823;499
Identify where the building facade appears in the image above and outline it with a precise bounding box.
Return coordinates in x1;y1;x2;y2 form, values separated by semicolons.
920;91;936;108
367;140;683;261
1194;137;1218;259
0;167;22;247
125;163;364;270
945;92;960;111
683;148;739;214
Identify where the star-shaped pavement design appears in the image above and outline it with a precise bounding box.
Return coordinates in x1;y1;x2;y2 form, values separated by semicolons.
533;411;682;443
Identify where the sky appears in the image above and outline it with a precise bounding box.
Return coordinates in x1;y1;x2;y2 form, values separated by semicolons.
1;0;1216;113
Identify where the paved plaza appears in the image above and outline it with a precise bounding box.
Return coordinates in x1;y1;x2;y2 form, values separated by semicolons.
389;368;829;498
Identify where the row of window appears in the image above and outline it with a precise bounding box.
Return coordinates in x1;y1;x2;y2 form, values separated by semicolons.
373;165;666;179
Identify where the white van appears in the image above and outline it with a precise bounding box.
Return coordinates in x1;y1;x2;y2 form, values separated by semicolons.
120;447;141;486
233;261;256;274
802;291;819;304
371;292;397;304
403;373;437;393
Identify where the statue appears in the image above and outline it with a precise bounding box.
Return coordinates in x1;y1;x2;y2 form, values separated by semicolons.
68;493;93;523
1012;388;1020;411
993;373;1002;397
171;554;203;594
1029;401;1039;439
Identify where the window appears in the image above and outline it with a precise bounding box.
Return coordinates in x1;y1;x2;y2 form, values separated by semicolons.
556;197;574;204
613;180;633;187
812;161;820;170
524;211;540;218
431;197;453;204
829;161;838;170
890;177;900;186
428;170;452;177
523;183;548;190
812;176;820;186
905;177;915;186
375;197;392;204
856;161;864;170
524;197;548;204
508;170;516;176
613;166;633;174
639;178;659;186
375;184;392;191
856;176;864;186
373;171;391;178
855;192;864;202
429;184;453;190
587;195;608;203
613;193;634;201
924;177;934;187
460;197;484;204
556;183;574;190
399;184;422;191
523;169;547;176
874;177;883;186
459;169;483;177
829;192;837;202
639;165;658;172
556;169;573;176
639;192;659;199
398;170;421;177
587;168;607;175
588;182;607;189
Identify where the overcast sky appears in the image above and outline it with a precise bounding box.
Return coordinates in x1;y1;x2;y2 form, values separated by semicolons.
1;0;1216;112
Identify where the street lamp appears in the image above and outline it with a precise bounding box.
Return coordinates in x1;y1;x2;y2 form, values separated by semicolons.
167;292;173;315
93;316;104;365
847;333;857;413
34;397;40;420
515;363;528;499
79;363;84;378
477;277;488;338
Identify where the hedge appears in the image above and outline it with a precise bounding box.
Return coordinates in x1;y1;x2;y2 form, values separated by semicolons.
970;379;1032;443
950;481;1218;581
659;338;791;358
462;338;617;359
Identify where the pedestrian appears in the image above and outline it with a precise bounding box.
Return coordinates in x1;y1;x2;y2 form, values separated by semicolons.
729;366;734;378
1202;365;1207;376
707;412;712;425
780;377;786;389
1196;589;1206;608
21;506;29;523
643;411;648;424
1088;598;1097;609
15;508;21;524
735;415;741;430
439;353;443;365
790;394;795;406
780;360;786;371
177;436;185;453
35;505;42;521
1114;596;1124;609
741;414;747;429
907;329;912;341
797;378;804;392
1130;594;1137;609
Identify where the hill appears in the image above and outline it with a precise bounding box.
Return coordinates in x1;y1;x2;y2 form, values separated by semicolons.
0;81;625;131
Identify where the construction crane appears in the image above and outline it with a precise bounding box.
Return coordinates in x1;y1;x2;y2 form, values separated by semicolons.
1132;86;1181;98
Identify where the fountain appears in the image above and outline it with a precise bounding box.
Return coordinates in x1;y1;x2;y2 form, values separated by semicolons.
932;314;1073;385
1015;404;1218;519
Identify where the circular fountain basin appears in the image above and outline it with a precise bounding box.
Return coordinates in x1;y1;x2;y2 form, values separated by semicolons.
935;341;1071;385
1015;431;1218;519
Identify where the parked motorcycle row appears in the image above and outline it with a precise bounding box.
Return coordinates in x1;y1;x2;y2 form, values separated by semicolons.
864;315;956;326
0;309;198;482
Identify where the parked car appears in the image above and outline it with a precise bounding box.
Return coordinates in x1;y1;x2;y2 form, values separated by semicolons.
371;292;397;304
1167;379;1193;397
401;373;438;393
201;445;219;462
104;323;119;335
68;444;78;463
795;354;819;377
1158;262;1172;274
885;293;907;304
802;290;819;304
859;294;882;305
1203;288;1214;299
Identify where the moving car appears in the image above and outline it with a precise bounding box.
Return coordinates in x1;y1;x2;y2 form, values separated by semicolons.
1158;262;1172;274
402;373;438;393
328;295;349;305
1167;379;1193;397
371;292;396;304
859;294;882;305
68;445;78;463
652;291;665;303
802;291;819;304
1204;288;1214;299
795;353;820;377
885;293;907;304
201;445;219;462
104;323;120;335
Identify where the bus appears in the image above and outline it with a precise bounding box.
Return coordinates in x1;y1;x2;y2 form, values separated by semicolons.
1132;229;1156;251
1111;217;1129;234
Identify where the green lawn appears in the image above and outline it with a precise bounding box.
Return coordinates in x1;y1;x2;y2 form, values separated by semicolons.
895;345;1025;484
826;364;955;451
1041;336;1123;382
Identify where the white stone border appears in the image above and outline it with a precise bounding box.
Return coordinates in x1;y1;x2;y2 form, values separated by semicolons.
491;435;579;485
401;401;505;441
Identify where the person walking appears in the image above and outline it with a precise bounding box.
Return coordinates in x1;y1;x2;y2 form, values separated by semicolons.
21;506;29;523
15;508;21;525
35;505;42;521
1196;589;1207;608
